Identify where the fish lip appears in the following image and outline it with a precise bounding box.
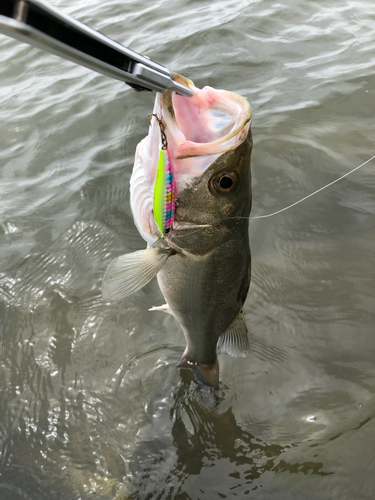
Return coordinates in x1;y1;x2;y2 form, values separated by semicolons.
150;212;210;239
164;220;212;254
171;221;211;230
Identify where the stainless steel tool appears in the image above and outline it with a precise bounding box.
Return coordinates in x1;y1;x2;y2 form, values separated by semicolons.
0;0;194;97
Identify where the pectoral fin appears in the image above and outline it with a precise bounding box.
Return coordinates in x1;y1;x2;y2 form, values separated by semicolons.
217;309;249;357
102;247;170;301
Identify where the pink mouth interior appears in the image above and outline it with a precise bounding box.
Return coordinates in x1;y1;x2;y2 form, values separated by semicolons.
172;87;237;144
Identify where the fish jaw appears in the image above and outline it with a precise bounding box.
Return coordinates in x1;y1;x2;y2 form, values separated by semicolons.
129;78;251;245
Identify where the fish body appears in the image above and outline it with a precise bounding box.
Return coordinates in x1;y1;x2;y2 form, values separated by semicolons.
103;75;252;389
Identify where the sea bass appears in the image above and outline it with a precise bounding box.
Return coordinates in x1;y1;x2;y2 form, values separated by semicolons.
102;75;252;389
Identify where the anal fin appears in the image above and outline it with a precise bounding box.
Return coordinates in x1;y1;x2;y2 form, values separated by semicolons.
217;309;249;358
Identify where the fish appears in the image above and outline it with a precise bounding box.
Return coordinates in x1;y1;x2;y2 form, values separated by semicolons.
102;74;252;390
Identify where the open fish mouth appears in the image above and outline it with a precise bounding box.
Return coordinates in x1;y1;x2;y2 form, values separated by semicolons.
163;74;252;162
130;74;251;244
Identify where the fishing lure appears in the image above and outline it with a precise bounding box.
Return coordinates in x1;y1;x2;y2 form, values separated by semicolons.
150;114;176;237
153;148;175;237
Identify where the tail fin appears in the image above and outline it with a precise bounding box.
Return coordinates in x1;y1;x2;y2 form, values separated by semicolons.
177;351;219;390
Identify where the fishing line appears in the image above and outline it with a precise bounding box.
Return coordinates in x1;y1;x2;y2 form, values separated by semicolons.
251;154;375;219
168;154;375;241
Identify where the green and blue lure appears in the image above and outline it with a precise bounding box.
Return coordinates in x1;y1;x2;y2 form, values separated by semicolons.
153;147;175;237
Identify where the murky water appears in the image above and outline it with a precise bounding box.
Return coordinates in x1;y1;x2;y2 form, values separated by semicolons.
1;0;375;498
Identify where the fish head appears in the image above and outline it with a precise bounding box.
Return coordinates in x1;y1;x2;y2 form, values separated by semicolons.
130;75;252;254
166;128;252;255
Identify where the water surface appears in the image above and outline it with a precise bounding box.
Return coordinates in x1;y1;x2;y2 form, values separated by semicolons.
1;0;375;498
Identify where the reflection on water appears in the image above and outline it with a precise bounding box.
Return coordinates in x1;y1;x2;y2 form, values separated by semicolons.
1;0;375;498
0;297;331;500
128;372;331;499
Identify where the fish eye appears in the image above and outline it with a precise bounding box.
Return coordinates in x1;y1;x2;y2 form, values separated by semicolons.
211;171;238;195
